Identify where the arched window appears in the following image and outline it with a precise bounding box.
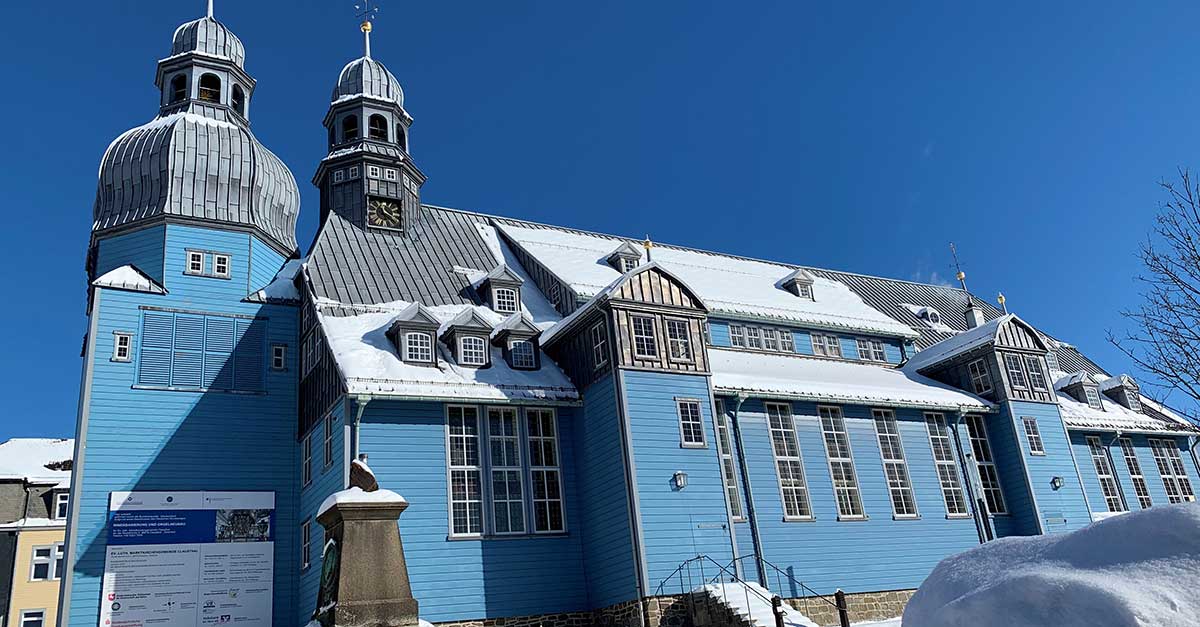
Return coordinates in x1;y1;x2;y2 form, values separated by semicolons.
396;124;408;152
198;73;222;103
169;74;188;103
231;85;245;116
368;115;388;140
342;115;359;142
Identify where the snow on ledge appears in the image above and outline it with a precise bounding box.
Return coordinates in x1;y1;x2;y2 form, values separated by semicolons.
317;487;407;518
92;265;166;295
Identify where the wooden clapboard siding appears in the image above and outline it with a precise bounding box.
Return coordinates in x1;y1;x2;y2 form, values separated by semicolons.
297;401;346;620
545;310;612;389
1006;401;1091;534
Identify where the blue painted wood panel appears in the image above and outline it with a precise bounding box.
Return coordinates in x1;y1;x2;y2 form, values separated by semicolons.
794;330;813;356
1006;402;1090;534
984;408;1039;537
95;225;166;284
621;371;734;594
298;402;346;620
1073;432;1199;515
575;375;638;607
359;401;587;622
165;225;255;298
735;399;980;595
251;237;288;292
709;321;731;347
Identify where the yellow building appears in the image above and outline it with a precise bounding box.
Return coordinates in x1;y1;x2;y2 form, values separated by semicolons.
3;522;65;627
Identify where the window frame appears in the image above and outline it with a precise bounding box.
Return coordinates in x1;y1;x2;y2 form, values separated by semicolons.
323;414;335;469
630;315;659;359
1025;356;1048;390
169;74;188;103
213;254;231;279
509;339;536;370
856;338;887;362
676;398;707;448
714;399;745;521
29;543;63;581
1021;416;1045;455
367;165;382;179
780;330;795;353
186;250;205;275
385;168;398;181
1125;387;1143;412
1084;385;1103;410
404;332;433;364
302;434;312;488
1118;438;1153;509
872;408;918;519
730;325;746;348
965;415;1007;515
112;331;133;362
590;322;608;370
1004;353;1029;389
300;519;311;571
198;73;222;103
493;287;520;314
458;335;488;367
53;492;69;520
812;334;842;358
924;412;970;517
967;358;993;395
333;169;345;183
527;408;566;534
762;328;780;352
765;402;813;521
745;326;763;350
1086;435;1127;513
1149;439;1196;504
487;407;526;536
665;318;694;363
20;610;45;627
271;344;287;371
446;405;484;538
819;406;865;520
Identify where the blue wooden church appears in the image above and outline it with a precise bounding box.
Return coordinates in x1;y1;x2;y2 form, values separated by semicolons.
60;6;1200;627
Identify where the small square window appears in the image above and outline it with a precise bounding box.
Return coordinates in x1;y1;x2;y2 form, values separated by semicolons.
213;254;231;278
271;344;287;371
385;169;397;181
112;332;132;362
186;251;205;275
333;170;345;183
53;492;70;520
349;166;360;179
797;284;813;300
510;340;536;369
21;611;44;627
368;165;381;178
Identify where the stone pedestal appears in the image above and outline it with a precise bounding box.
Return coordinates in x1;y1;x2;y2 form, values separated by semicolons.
316;497;419;627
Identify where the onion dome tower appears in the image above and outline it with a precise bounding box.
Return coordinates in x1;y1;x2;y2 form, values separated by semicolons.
314;13;425;232
90;2;300;261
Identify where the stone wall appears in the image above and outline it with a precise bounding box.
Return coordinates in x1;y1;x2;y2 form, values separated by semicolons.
786;589;914;626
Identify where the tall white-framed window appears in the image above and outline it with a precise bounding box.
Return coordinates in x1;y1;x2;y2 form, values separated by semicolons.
213;254;231;278
924;412;969;516
967;359;993;395
1022;417;1045;455
1084;386;1103;409
820;406;864;519
186;251;205;275
1118;438;1153;509
762;328;780;351
527;408;565;533
458;336;487;366
631;315;658;359
302;434;312;487
766;402;812;520
112;332;133;362
1148;439;1196;503
324;414;335;468
300;519;311;570
714;399;744;520
856;339;887;362
964;415;1007;515
448;406;484;536
590;322;608;369
1086;436;1127;512
665;319;693;362
676;399;706;448
812;334;842;358
745;327;763;350
1004;354;1028;389
53;492;69;520
510;340;536;369
780;331;795;352
1025;356;1048;390
488;407;526;535
872;409;916;518
271;344;287;370
493;288;519;314
29;543;63;581
404;332;433;363
730;325;746;348
20;610;45;627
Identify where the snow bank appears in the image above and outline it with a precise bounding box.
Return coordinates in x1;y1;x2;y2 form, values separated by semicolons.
701;581;819;627
317;487;407;518
904;503;1200;627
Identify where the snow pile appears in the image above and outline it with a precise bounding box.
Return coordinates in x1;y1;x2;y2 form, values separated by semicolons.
317;487;407;518
700;581;819;627
904;504;1200;627
252;258;303;302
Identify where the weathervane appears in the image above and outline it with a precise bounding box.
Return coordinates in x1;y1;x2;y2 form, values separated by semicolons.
355;1;381;58
950;242;975;306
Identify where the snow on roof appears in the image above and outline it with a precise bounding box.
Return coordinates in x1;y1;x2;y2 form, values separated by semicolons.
710;348;991;411
472;224;563;328
1055;389;1198;434
0;438;74;484
1055;370;1095;389
1099;374;1134;392
903;315;1013;372
92;265;166;295
539;264;648;345
249;258;302;302
0;518;66;531
318;301;577;402
496;225;918;338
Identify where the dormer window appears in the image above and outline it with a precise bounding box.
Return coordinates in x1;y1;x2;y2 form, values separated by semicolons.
1126;391;1142;413
606;241;643;273
404;332;433;363
198;73;221;103
459;336;487;366
620;257;638;273
923;308;942;325
780;268;816;300
479;264;524;314
386;302;441;366
510;340;536;369
494;288;519;314
1084;385;1103;410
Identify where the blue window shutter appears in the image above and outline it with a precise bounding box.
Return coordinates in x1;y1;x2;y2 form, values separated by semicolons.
233;319;265;392
171;314;205;388
137;312;174;387
204;317;236;389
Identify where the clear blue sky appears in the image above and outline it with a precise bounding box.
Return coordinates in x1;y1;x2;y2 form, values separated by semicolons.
0;1;1195;439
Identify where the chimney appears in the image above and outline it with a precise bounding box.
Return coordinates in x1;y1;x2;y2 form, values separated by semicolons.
964;297;985;329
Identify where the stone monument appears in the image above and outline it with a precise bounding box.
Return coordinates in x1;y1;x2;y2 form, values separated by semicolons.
313;454;419;627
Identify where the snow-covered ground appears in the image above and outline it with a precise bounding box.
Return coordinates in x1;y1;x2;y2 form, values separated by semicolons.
903;503;1200;627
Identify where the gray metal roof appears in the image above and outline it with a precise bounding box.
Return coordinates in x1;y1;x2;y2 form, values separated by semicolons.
171;17;245;68
332;57;404;106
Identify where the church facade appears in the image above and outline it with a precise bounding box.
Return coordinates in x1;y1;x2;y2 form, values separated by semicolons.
61;7;1200;627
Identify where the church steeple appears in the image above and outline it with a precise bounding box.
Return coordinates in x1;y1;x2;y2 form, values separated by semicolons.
314;10;425;232
156;1;255;125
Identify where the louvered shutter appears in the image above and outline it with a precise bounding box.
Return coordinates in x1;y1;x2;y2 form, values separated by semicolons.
234;319;265;392
137;312;174;386
204;317;236;389
171;314;205;388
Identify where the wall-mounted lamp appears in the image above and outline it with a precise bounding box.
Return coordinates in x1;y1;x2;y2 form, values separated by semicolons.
1050;476;1064;491
673;471;688;490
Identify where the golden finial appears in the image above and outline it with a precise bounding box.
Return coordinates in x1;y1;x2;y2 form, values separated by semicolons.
355;1;380;58
997;292;1008;314
643;235;653;262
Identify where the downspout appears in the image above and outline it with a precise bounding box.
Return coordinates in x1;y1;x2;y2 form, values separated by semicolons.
350;395;372;460
729;393;768;587
951;411;990;543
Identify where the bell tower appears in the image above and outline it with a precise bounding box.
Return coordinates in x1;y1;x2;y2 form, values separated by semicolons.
314;9;425;232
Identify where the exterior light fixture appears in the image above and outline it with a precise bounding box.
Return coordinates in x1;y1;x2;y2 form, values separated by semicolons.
1050;476;1064;491
673;471;688;490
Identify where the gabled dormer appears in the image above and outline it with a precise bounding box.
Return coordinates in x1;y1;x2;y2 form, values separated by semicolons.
906;314;1054;403
1058;371;1104;410
478;264;524;315
1100;374;1143;412
385;303;441;366
440;309;493;368
491;313;542;370
779;268;815;300
605;242;643;274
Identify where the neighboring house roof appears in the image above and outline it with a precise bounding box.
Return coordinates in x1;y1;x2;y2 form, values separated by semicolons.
709;348;991;412
0;438;74;486
0;518;66;531
91;264;167;295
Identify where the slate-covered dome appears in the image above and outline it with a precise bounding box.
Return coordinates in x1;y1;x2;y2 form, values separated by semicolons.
171;16;246;67
93;114;300;253
332;57;404;107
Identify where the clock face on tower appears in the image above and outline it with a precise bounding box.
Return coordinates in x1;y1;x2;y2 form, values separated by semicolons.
367;197;402;230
